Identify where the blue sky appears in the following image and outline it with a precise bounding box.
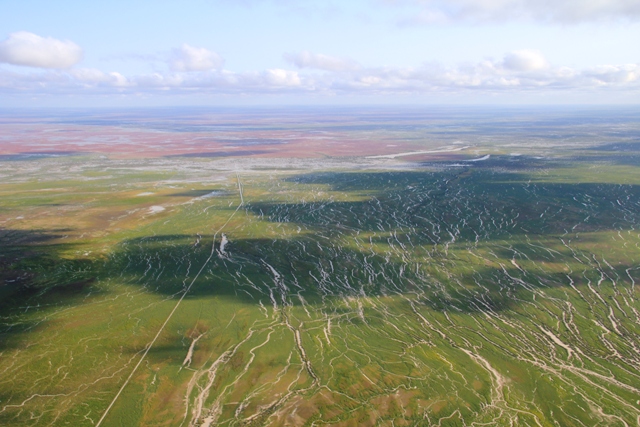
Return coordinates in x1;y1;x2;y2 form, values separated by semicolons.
1;0;639;106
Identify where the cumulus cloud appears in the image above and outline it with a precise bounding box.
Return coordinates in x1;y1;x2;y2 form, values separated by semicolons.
169;44;224;72
1;49;640;99
264;69;301;86
70;68;108;84
391;0;640;24
583;64;640;84
503;50;549;72
284;51;359;72
69;68;131;87
319;51;640;94
0;31;83;69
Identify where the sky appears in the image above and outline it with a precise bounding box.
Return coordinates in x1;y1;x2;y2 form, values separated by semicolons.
1;0;639;107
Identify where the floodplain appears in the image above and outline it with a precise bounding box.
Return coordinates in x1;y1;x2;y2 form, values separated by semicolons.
1;106;640;426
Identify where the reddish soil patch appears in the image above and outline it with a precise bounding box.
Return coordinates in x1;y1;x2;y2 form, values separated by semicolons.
0;114;433;160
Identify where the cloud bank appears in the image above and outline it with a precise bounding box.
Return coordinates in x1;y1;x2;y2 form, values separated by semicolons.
1;48;639;101
503;50;548;72
390;0;640;24
264;69;301;86
284;51;360;72
169;44;224;72
0;32;83;69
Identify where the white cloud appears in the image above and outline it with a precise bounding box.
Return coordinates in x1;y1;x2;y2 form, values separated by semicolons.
264;69;301;86
0;31;83;69
284;51;359;72
583;64;640;84
69;68;131;87
109;72;130;87
1;49;640;100
324;53;640;94
169;44;224;72
390;0;640;24
70;68;109;84
503;50;549;72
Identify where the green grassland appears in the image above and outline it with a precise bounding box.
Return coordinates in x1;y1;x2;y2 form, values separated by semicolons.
1;152;640;426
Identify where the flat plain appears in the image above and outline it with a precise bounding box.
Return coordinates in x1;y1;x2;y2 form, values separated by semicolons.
1;106;640;426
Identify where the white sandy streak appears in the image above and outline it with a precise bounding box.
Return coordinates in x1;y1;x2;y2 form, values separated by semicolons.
365;145;470;159
95;174;245;427
467;154;490;162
